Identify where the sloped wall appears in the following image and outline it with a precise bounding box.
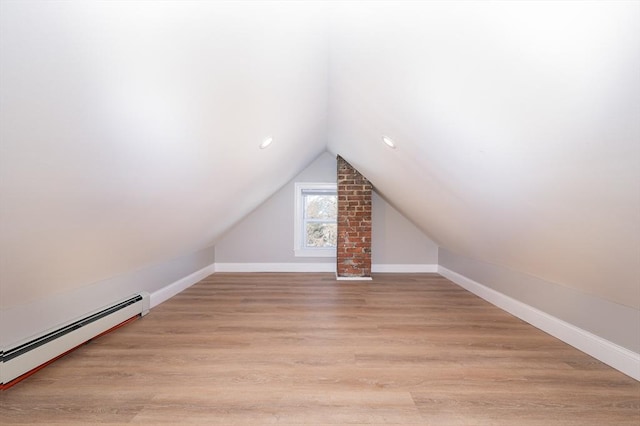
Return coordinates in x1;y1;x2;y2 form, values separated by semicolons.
440;248;640;354
1;246;215;348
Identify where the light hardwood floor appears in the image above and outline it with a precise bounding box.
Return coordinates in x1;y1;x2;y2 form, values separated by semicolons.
1;273;638;424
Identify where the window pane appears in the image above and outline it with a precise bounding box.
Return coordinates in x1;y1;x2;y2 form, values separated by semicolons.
305;223;337;247
305;195;337;220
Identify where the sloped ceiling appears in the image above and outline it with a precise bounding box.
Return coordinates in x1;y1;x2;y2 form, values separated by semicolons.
1;2;638;311
327;2;640;308
0;1;328;307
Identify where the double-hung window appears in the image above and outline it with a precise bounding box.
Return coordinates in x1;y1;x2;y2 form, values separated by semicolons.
294;183;337;257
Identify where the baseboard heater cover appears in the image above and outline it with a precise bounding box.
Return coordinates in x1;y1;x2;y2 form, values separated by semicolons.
0;292;150;389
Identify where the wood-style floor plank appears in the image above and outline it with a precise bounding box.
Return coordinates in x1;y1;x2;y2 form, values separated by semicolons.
1;273;638;424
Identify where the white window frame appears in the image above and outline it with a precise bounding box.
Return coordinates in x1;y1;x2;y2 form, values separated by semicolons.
294;182;337;257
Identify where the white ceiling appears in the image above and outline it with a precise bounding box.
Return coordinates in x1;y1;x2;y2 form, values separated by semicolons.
327;1;640;308
1;1;638;309
0;1;329;307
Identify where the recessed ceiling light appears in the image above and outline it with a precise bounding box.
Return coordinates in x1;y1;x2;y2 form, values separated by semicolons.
382;135;396;149
259;136;273;149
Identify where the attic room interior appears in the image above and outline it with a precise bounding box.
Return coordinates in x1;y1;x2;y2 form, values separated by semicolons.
0;0;639;424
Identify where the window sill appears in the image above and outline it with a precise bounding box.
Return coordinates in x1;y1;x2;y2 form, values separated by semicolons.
294;248;336;258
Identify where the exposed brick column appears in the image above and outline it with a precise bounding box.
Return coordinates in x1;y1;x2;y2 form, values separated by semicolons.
336;156;372;279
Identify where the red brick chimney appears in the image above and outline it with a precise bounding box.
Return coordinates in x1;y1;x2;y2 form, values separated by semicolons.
336;156;372;279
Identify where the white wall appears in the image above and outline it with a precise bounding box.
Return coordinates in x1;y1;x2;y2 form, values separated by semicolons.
215;152;438;268
1;246;215;348
215;153;336;265
439;248;640;354
371;191;438;265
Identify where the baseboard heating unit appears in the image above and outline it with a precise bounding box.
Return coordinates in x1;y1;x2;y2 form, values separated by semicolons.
0;292;150;390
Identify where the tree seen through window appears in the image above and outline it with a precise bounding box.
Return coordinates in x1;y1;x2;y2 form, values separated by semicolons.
304;194;337;248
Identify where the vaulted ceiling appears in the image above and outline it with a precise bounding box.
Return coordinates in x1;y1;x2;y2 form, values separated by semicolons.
1;2;638;311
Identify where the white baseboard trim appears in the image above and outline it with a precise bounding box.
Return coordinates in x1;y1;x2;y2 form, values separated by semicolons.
215;263;335;273
372;264;438;273
214;263;439;273
438;266;640;381
149;263;216;308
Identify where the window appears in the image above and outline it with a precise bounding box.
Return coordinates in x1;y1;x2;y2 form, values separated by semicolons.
294;182;337;257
